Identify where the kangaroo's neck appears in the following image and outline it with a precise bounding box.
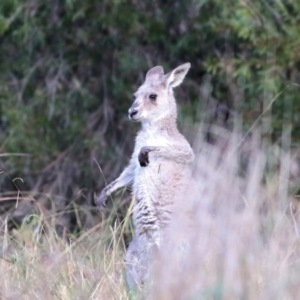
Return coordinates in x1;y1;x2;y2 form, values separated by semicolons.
141;115;177;133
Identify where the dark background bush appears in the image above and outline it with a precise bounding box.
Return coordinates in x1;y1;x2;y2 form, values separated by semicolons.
0;0;299;233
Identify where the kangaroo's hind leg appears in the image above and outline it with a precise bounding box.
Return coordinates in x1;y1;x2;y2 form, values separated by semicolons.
125;234;159;291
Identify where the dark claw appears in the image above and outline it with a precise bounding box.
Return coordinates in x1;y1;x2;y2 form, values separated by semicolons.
138;147;153;167
96;191;108;210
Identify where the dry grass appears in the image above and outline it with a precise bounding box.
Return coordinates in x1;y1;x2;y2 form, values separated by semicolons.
149;128;300;299
0;213;130;300
1;124;300;300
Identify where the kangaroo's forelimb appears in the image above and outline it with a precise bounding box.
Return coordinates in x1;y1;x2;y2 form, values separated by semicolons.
138;144;194;167
96;163;135;208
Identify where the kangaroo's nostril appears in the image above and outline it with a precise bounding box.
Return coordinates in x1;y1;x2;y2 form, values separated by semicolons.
129;110;138;118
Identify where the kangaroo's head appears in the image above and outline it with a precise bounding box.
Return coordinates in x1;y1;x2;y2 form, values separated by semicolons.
128;63;190;124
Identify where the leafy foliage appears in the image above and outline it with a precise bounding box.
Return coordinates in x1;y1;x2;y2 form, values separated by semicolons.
0;0;299;230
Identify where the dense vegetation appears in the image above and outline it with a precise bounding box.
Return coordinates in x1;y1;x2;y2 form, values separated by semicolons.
0;0;299;245
1;1;300;298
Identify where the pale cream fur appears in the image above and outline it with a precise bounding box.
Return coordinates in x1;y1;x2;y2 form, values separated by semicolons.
97;63;194;289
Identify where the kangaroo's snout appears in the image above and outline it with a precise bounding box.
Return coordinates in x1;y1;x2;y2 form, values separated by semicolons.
128;101;141;121
129;108;138;119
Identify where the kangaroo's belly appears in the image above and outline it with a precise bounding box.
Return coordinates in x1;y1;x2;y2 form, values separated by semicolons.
131;158;186;237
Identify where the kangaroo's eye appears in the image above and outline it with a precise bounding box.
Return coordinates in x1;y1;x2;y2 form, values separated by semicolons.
149;94;157;101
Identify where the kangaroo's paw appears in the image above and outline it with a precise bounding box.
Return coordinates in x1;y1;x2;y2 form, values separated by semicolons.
138;146;156;167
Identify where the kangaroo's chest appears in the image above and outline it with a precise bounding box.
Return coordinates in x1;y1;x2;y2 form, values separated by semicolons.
130;128;184;234
132;128;182;199
137;129;170;148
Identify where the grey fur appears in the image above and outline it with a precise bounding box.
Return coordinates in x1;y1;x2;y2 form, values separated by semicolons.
97;63;194;289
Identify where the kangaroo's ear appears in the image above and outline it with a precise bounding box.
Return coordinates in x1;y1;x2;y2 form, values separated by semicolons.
164;63;191;88
145;66;164;82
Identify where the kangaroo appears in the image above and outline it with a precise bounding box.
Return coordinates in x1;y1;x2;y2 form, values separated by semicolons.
96;63;194;289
